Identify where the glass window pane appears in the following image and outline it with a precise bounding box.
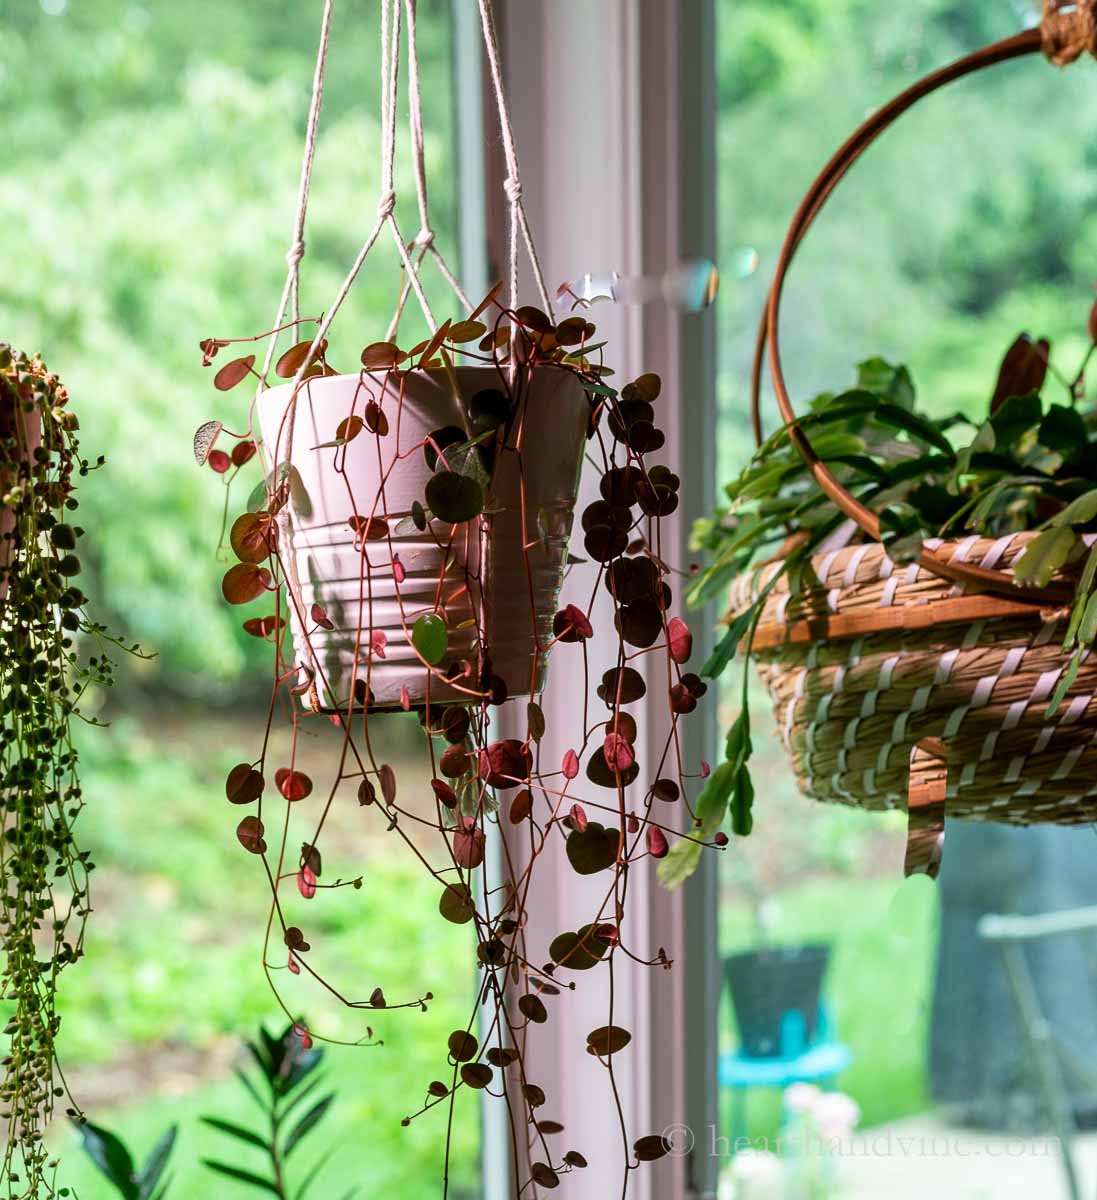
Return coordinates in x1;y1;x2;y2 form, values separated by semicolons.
0;4;480;1196
715;3;1097;1196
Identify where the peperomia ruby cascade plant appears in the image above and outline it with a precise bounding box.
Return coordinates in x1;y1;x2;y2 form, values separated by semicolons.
194;287;716;1191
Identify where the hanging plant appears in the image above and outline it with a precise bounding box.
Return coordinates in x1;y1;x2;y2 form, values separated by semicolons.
192;0;713;1191
684;8;1097;882
0;344;144;1196
198;299;713;1189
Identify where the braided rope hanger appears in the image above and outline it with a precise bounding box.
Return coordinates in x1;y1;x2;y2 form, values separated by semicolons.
266;0;553;407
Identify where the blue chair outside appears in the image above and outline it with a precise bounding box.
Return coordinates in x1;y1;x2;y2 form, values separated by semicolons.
718;1005;852;1149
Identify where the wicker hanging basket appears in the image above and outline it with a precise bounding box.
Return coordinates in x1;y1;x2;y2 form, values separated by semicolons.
734;5;1097;877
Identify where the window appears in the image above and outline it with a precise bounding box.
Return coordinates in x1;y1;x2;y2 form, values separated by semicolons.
1;4;483;1196
715;2;1097;1196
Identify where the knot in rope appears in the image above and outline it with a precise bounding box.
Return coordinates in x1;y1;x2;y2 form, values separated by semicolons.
376;190;397;219
1042;0;1097;66
285;239;306;269
413;227;435;250
503;175;522;204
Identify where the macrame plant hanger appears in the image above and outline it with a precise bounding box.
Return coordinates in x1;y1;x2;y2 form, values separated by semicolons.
249;0;554;700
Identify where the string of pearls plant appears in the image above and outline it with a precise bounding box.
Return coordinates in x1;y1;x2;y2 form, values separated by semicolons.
0;345;144;1199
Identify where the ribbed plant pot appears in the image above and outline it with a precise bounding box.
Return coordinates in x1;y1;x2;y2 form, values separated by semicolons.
0;393;41;603
258;365;589;710
724;943;831;1058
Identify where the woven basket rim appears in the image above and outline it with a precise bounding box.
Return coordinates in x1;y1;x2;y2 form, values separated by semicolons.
729;530;1084;652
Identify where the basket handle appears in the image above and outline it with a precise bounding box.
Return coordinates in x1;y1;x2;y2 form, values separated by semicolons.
749;6;1096;599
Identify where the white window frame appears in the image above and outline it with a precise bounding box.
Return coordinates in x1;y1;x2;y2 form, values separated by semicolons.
455;4;719;1196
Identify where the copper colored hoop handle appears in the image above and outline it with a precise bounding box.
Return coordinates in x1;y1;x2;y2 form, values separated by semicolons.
748;23;1092;601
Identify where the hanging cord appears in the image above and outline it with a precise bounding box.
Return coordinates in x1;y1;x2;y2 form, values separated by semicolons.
476;0;554;318
405;0;435;249
255;0;334;412
270;0;432;687
1041;0;1097;65
385;0;472;341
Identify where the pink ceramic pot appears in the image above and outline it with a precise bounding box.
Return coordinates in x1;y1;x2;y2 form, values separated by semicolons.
258;366;589;710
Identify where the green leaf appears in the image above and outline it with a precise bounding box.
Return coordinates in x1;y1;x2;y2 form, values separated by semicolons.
424;425;466;470
1014;527;1077;588
657;760;736;890
412;613;448;664
199;1115;268;1152
1039;404;1087;456
885;453;952;485
566;823;620;875
245;1040;275;1089
281;1073;328;1121
425;471;484;523
989;392;1042;449
443;433;492;491
701;600;761;678
827;454;889;483
582;378;618;398
1080;591;1097;645
723;706;752;771
137;1127;178;1200
283;1093;336;1157
1063;543;1097;649
880;504;924;566
856;357;915;407
1048;489;1097;529
282;1043;325;1093
74;1121;138;1199
549;923;610;970
564;341;607;361
805;431;866;460
736;463;795;502
731;764;755;837
1046;646;1085;719
295;1151;334;1200
246;479;270;513
201;1161;280;1195
869;401;953;454
257;1024;284;1074
954;421;997;476
233;1065;266;1110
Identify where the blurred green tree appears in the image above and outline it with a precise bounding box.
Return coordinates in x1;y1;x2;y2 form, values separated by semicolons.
0;0;460;695
717;0;1097;485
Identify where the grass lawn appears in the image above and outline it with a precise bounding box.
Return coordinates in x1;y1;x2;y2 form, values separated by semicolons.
719;872;940;1145
39;705;938;1195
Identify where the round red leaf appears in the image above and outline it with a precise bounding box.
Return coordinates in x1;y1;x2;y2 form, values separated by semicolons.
222;563;271;605
214;355;255;391
236;816;266;855
647;826;669;858
276;768;313;801
667;616;693;664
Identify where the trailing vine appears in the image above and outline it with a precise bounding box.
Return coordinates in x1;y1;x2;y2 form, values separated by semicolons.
0;345;143;1198
196;289;716;1193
